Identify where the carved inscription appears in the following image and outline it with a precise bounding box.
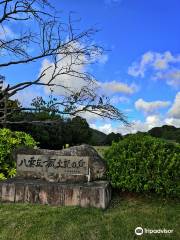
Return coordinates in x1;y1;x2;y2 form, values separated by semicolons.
17;155;89;175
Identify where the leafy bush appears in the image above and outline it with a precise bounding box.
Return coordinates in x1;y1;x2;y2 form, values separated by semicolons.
0;128;37;180
104;134;180;197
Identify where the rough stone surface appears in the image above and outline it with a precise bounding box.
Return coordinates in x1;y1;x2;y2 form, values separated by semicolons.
13;145;107;182
0;178;111;209
0;145;111;208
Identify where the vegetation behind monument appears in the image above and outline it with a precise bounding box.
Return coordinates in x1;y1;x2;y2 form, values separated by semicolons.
3;98;123;148
0;128;37;180
104;134;180;197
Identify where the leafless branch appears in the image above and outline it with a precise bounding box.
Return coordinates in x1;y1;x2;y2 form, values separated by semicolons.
0;0;128;126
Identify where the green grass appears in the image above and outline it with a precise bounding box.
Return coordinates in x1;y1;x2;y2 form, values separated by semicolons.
0;194;179;240
93;146;109;158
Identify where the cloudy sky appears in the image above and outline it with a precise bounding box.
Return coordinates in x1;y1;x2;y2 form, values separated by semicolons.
1;0;180;134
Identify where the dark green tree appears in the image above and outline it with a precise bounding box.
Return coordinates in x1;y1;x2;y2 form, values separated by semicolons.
105;132;123;145
70;116;92;145
148;125;180;143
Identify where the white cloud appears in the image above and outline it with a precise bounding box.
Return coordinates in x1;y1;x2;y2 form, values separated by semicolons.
90;112;180;135
90;115;163;135
154;70;180;87
40;41;101;97
90;123;114;134
168;92;180;118
128;51;154;77
11;86;42;107
153;51;176;70
128;51;180;87
89;94;180;134
39;44;133;123
164;118;180;128
101;80;137;94
135;98;170;114
40;42;108;97
110;96;130;104
125;115;163;134
146;115;162;128
128;51;179;77
97;54;108;64
78;110;102;123
40;57;88;96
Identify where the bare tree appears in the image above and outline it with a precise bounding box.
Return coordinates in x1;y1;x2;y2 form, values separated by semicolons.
0;0;128;125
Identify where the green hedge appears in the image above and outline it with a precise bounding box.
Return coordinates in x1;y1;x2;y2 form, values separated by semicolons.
0;128;37;180
104;134;180;197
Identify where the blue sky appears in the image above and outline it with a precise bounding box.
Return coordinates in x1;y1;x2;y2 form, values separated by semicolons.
1;0;180;134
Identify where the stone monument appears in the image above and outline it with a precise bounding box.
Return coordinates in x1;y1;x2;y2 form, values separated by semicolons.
0;145;111;209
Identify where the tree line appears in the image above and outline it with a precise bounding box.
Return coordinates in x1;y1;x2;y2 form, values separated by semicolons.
0;97;122;148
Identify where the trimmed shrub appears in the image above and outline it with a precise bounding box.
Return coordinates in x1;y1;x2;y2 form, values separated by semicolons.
0;128;37;180
104;134;180;197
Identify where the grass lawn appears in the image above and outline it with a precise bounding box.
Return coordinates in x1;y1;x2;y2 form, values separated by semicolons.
93;146;109;158
0;193;179;240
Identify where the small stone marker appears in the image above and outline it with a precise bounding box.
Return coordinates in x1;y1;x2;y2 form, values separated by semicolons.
0;145;111;209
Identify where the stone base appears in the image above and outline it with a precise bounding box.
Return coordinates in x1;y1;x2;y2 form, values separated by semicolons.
0;178;111;209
